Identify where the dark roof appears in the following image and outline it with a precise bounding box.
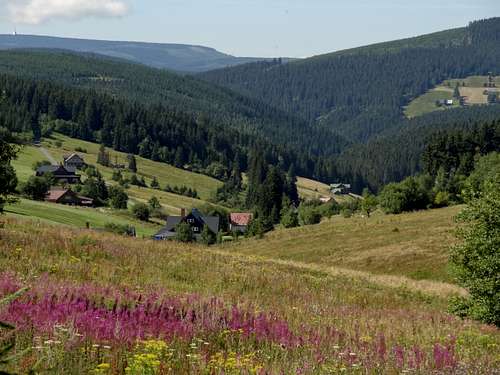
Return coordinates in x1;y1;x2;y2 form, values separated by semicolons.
64;153;85;163
37;164;77;175
154;209;220;239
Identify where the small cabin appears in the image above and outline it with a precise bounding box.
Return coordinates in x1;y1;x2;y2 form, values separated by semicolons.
229;213;253;233
45;188;93;206
63;153;86;170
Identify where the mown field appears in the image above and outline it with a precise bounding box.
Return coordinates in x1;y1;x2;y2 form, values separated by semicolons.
4;198;160;237
228;206;461;283
0;207;498;374
405;75;499;118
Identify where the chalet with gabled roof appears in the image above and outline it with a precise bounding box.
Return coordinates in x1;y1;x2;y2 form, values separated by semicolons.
154;208;220;241
45;188;93;206
63;153;86;169
36;165;81;184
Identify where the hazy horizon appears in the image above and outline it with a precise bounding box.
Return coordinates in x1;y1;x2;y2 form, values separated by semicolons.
0;0;499;58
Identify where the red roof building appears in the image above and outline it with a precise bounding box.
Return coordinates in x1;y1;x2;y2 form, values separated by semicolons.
45;188;93;206
229;213;253;233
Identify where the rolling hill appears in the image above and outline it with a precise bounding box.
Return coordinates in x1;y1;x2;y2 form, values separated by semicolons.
1;206;498;373
0;34;279;73
0;50;346;183
200;18;500;190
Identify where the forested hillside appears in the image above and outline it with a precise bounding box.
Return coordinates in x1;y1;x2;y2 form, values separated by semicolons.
0;50;341;155
0;34;274;73
201;18;500;190
200;19;500;142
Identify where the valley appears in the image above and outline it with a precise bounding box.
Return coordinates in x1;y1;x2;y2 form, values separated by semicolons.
0;14;499;375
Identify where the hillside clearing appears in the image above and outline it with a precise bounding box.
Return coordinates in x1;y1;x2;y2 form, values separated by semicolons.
405;75;500;118
226;206;462;283
4;198;159;237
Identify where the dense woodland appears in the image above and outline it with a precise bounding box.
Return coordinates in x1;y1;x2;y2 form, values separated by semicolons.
0;73;341;183
1;19;500;193
201;18;500;190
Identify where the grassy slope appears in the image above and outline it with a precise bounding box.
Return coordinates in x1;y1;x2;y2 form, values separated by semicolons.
405;75;500;118
12;133;223;216
0;211;498;372
226;206;462;283
5;199;159;237
43;133;222;201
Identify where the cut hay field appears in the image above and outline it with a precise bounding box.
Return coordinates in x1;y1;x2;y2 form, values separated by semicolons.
405;75;500;118
0;207;498;373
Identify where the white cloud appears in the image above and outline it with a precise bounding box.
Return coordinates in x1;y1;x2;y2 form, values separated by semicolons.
6;0;129;25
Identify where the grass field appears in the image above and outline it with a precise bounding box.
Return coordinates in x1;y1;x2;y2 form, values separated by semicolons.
11;133;225;216
405;75;499;118
227;206;462;284
42;133;223;201
4;199;160;237
0;208;498;373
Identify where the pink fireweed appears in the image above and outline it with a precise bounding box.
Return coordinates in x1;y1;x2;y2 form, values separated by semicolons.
0;273;465;372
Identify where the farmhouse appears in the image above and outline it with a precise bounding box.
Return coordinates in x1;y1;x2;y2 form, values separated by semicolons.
330;183;351;195
36;165;81;184
45;188;93;206
63;153;86;169
154;208;219;241
229;213;253;233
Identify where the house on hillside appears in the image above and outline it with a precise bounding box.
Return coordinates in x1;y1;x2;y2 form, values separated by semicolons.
45;188;93;206
36;165;81;184
63;153;86;169
229;213;253;233
153;208;220;241
330;183;351;195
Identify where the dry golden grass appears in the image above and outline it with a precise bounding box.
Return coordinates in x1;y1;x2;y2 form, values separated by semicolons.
0;214;498;373
226;206;462;283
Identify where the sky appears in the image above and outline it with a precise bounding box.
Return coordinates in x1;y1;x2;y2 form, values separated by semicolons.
0;0;499;58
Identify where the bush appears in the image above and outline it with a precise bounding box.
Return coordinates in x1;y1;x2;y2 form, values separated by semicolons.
104;223;136;236
299;206;322;226
21;176;50;200
175;222;194;243
108;186;129;209
132;203;150;221
378;176;430;214
200;224;216;245
450;177;500;326
280;207;299;228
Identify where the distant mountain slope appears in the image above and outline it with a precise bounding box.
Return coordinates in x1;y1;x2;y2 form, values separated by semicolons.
0;50;346;160
0;34;278;73
200;18;500;143
200;18;500;190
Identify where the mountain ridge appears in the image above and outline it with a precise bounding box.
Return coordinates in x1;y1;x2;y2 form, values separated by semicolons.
0;34;290;73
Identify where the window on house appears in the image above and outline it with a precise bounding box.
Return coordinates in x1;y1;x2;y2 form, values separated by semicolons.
192;227;199;232
187;219;195;223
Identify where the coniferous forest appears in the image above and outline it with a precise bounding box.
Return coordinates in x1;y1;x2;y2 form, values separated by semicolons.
1;18;500;192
